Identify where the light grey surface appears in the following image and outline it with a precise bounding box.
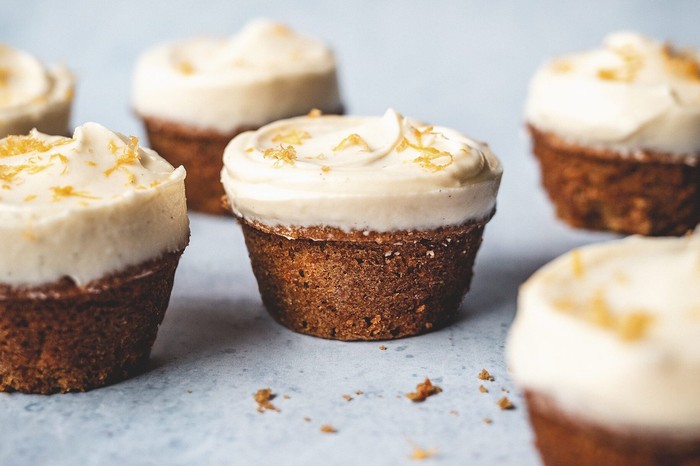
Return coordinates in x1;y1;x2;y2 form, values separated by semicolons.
0;1;696;464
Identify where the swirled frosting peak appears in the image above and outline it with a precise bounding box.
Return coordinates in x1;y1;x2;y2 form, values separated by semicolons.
221;109;502;231
525;32;700;155
132;19;341;133
507;231;700;435
0;44;73;137
0;123;189;286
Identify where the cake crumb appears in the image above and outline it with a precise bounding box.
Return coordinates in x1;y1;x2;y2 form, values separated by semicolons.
379;345;387;351
406;378;442;402
355;390;364;395
342;394;353;402
320;424;337;434
479;384;488;393
303;416;311;423
483;417;493;425
449;409;459;416
254;388;280;413
478;369;495;382
501;388;510;393
283;394;291;400
409;446;438;461
498;396;515;410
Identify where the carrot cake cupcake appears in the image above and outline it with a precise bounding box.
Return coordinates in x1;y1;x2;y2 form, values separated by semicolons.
132;19;342;214
507;232;700;465
525;32;700;235
0;44;74;137
0;122;189;393
221;109;502;340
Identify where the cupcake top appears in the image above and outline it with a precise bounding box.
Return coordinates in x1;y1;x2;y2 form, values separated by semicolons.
525;32;700;155
507;232;700;435
0;44;73;137
132;19;341;134
0;123;189;287
221;109;502;232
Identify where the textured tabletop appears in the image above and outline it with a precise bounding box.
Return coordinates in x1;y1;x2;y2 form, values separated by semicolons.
0;1;696;464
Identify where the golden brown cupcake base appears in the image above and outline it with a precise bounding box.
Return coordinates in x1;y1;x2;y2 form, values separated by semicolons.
525;392;700;466
239;216;491;341
0;250;184;394
529;125;700;236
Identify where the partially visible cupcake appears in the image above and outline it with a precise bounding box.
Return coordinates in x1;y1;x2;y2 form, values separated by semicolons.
0;123;189;394
132;19;343;215
221;109;502;340
0;44;74;137
525;32;700;236
507;232;700;465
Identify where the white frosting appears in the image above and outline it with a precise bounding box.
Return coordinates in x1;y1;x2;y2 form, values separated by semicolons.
0;44;73;138
525;32;700;155
221;109;502;232
0;123;189;287
132;19;341;133
507;232;700;435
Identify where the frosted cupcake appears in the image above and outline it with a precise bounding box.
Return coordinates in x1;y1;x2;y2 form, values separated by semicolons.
221;109;502;340
525;32;700;235
0;44;74;137
507;232;700;465
0;123;189;393
132;19;342;214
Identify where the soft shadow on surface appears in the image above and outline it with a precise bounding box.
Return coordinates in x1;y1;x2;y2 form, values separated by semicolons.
456;253;552;323
145;296;279;372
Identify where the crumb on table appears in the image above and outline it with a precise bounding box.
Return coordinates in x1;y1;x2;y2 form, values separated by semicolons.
478;369;495;381
405;378;442;402
320;424;337;433
498;396;515;410
254;388;280;413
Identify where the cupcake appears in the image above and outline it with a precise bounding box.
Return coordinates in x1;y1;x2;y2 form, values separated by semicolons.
525;32;700;236
507;232;700;465
221;109;502;340
0;44;74;137
132;19;343;215
0;123;189;393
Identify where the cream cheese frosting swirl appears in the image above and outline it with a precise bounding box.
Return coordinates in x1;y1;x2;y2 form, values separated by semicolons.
0;44;73;138
507;232;700;435
132;19;341;133
0;123;189;287
221;109;502;232
525;32;700;155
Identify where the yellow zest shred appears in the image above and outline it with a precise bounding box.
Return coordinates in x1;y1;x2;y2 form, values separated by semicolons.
23;194;37;202
332;133;370;152
263;144;297;167
0;135;69;157
571;249;585;278
396;126;455;172
662;44;700;82
550;60;573;73
321;165;331;173
307;108;322;118
175;61;195;75
50;185;99;202
597;45;644;82
272;129;311;145
0;67;10;86
50;153;69;174
105;136;141;177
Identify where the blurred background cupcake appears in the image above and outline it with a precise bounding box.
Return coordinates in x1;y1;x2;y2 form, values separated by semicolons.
525;32;700;236
132;19;343;214
0;44;74;138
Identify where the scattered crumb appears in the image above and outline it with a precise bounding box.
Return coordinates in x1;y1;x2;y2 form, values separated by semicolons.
283;394;291;400
379;345;387;351
409;446;438;461
343;394;353;402
320;424;337;434
405;378;443;402
355;390;364;395
498;396;515;410
478;369;495;382
501;388;510;393
303;416;311;423
449;409;459;416
254;388;280;413
483;417;493;425
186;389;193;394
479;385;488;393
